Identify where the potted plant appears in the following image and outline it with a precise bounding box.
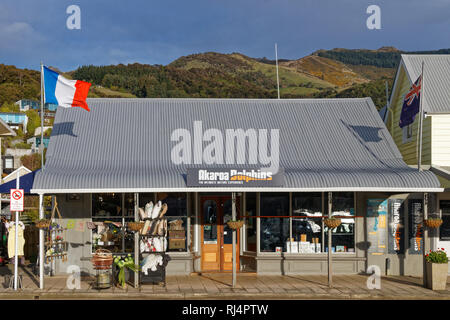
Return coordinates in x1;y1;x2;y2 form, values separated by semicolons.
425;248;449;290
113;254;140;289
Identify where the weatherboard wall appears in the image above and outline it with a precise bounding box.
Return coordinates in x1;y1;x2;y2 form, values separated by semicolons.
388;64;432;166
431;114;450;167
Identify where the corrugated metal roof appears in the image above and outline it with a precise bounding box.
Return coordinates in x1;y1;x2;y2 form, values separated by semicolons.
32;98;441;192
401;54;450;114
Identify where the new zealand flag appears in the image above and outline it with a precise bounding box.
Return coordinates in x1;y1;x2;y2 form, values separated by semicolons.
399;75;422;128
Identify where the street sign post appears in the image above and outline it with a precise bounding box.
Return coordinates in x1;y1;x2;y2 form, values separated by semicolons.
10;172;22;290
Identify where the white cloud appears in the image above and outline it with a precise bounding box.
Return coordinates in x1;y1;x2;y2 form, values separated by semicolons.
0;21;45;50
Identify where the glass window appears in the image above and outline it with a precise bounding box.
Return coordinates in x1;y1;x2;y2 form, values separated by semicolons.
5;158;13;169
203;200;218;243
292;193;323;253
260;193;289;252
157;192;188;252
91;193;134;254
92;193;122;218
324;192;355;253
245;193;257;252
440;201;450;241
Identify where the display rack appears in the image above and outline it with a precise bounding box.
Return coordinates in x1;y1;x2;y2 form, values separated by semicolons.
45;226;68;263
137;217;169;287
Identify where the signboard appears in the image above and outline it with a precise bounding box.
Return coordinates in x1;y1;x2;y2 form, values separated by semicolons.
367;199;387;255
408;199;423;255
187;168;284;187
9;189;24;212
388;199;405;254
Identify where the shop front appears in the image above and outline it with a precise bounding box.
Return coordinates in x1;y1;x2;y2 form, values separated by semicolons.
30;98;443;286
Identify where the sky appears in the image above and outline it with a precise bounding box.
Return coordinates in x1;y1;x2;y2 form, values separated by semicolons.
1;0;450;71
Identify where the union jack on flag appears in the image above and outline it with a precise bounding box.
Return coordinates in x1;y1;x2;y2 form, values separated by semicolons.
399;75;422;128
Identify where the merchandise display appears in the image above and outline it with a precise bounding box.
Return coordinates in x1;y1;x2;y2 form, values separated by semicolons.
168;219;186;250
130;201;171;286
5;220;25;259
45;223;68;263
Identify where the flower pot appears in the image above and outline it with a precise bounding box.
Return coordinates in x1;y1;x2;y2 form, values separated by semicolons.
426;261;448;290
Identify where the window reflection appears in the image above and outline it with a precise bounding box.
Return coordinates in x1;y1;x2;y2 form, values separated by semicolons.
203;200;218;244
260;193;289;252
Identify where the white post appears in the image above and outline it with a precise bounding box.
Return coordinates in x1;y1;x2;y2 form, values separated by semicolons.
134;192;139;288
39;193;44;289
13;170;20;290
232;192;236;288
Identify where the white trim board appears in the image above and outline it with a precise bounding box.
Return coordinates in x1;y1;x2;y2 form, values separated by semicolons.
31;187;444;194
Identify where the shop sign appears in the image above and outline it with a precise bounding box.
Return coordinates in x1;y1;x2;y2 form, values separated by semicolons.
388;199;405;254
408;199;423;255
367;199;387;255
187;168;284;187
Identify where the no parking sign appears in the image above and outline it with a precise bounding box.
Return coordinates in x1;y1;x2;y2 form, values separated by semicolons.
10;189;24;212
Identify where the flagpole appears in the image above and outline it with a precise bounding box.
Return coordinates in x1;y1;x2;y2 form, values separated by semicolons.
418;61;425;171
275;43;280;99
40;62;45;171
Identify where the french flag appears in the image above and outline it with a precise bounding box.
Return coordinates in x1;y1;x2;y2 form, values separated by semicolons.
43;66;91;111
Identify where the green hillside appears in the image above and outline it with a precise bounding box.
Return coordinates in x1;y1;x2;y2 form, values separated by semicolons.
1;47;450;111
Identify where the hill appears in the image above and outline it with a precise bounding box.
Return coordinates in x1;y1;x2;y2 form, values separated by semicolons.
0;64;41;106
2;47;450;111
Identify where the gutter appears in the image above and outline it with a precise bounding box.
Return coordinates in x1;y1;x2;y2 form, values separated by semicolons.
31;187;444;194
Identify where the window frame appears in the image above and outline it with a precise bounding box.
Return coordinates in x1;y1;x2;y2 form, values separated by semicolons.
402;123;413;144
257;192;357;256
90;193;135;255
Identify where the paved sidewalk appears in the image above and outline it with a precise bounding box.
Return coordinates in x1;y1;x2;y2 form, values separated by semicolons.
0;266;449;299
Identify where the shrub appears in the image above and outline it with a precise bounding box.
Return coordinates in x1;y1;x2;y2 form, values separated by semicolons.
426;249;448;264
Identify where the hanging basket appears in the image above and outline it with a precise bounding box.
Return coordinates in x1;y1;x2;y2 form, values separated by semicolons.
424;218;443;229
227;220;244;230
36;219;51;229
127;221;145;232
91;249;113;270
324;218;342;229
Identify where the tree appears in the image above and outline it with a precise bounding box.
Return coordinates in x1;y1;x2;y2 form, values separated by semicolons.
20;153;41;171
25;109;40;138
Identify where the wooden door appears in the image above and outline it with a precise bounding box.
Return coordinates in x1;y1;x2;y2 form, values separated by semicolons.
201;196;240;272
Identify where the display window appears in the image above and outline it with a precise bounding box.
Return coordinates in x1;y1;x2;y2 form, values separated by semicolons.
439;200;450;241
324;192;355;253
258;192;355;254
137;193;188;253
292;193;323;253
91;193;134;253
260;193;289;252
